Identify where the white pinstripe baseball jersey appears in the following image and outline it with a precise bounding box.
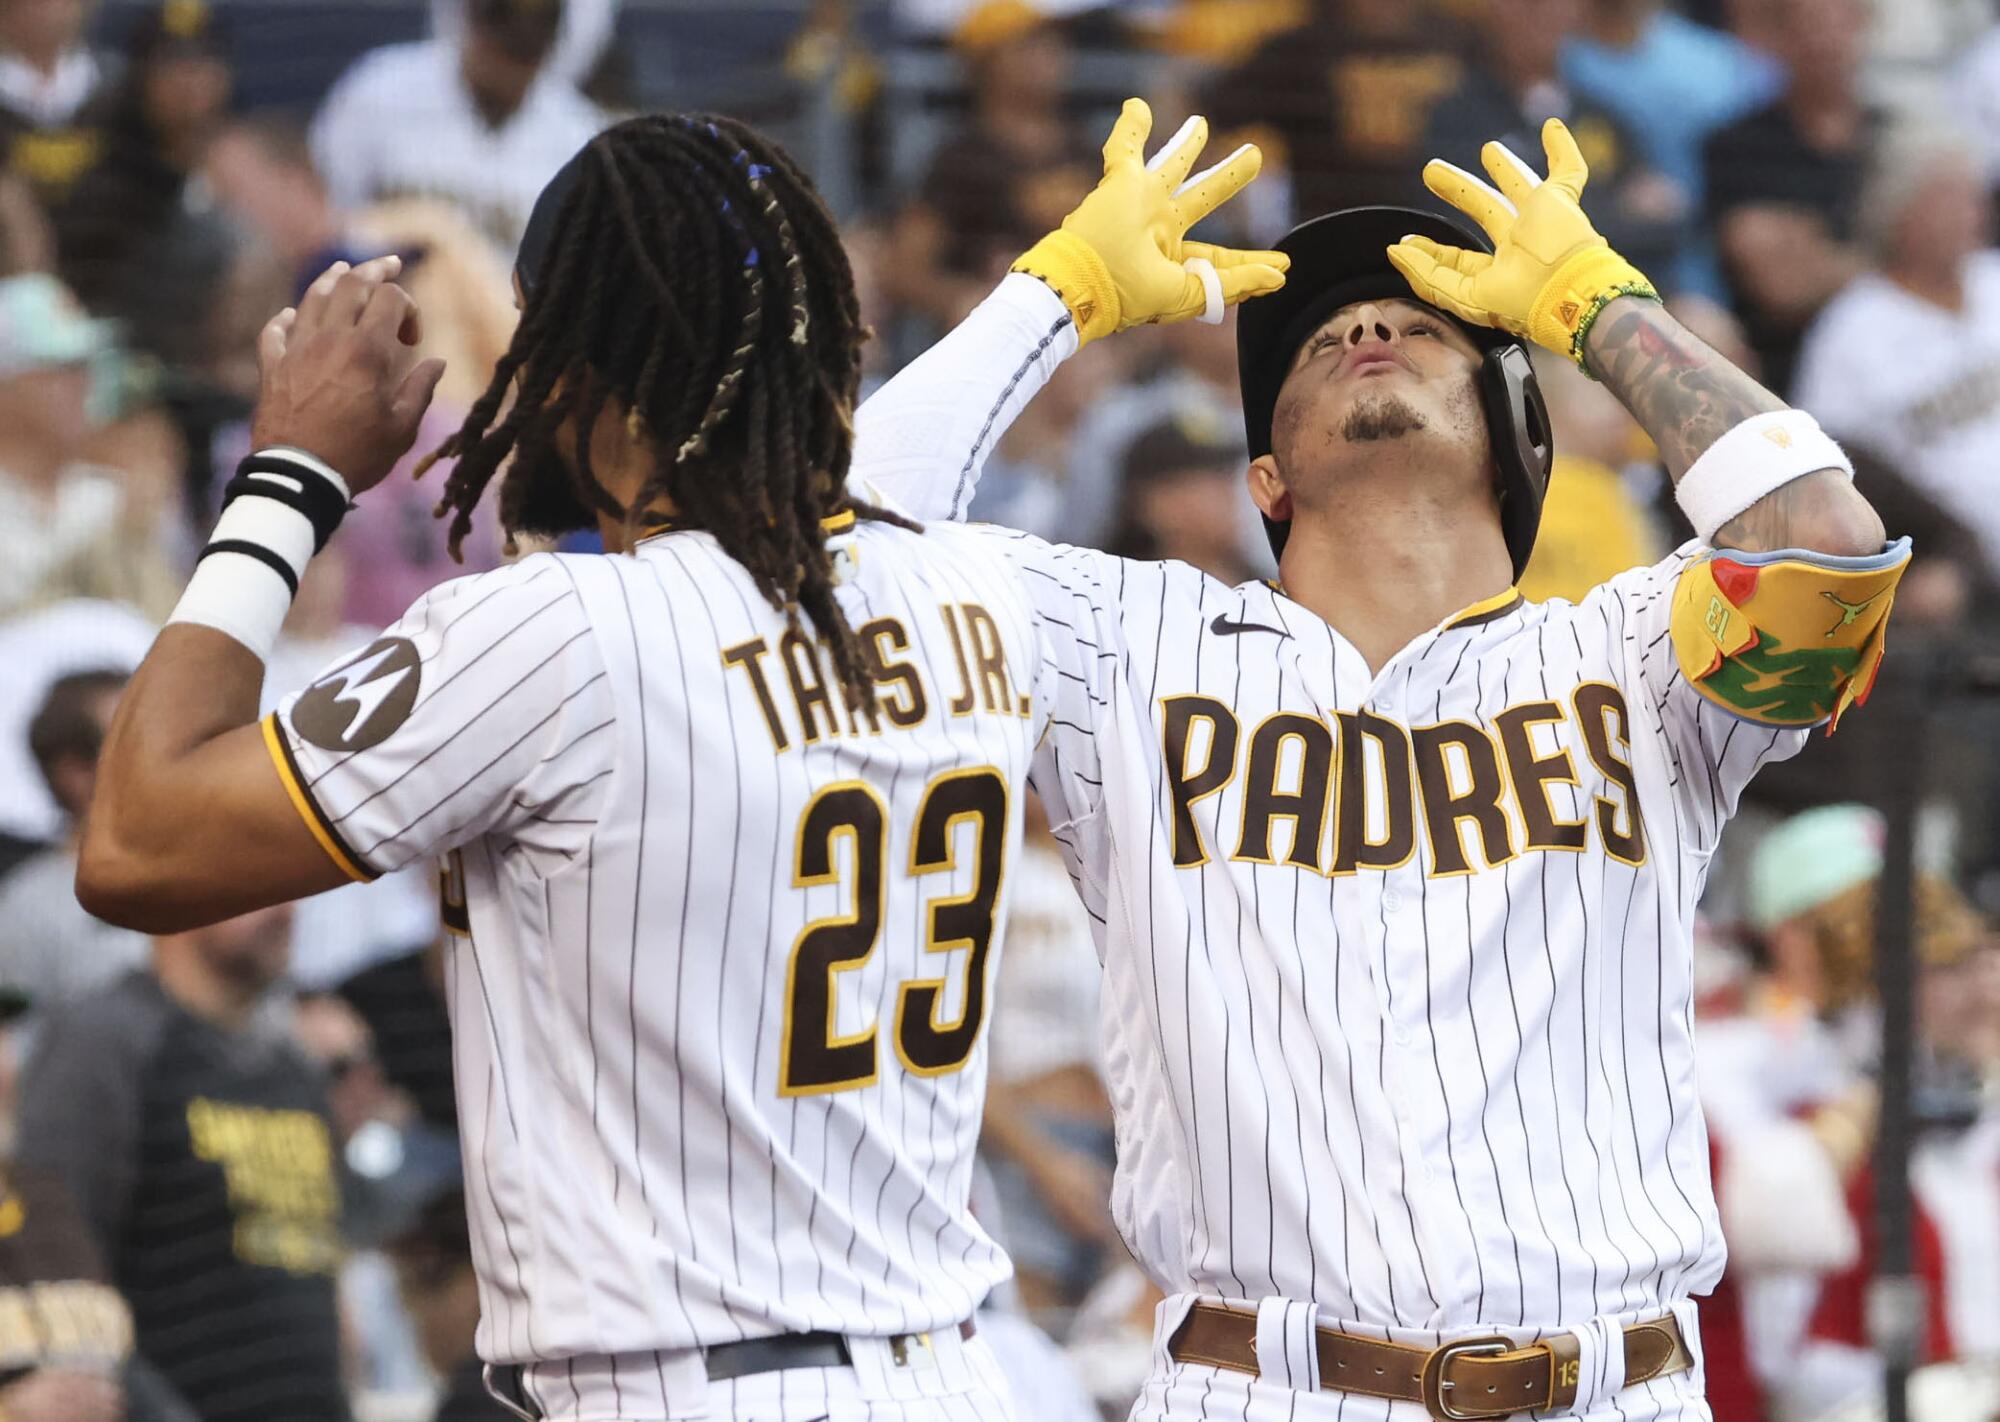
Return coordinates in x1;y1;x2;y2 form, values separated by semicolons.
854;275;1810;1335
266;518;1050;1363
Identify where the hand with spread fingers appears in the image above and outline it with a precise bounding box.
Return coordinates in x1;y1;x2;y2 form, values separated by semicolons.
1387;117;1659;369
1012;97;1290;344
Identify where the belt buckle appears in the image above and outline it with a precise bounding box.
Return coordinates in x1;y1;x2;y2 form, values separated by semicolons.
1419;1335;1513;1422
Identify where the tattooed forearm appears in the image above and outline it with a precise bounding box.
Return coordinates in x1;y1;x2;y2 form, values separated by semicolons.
1581;297;1884;555
1582;297;1782;479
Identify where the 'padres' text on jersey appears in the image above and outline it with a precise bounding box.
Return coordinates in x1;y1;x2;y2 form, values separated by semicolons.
854;275;1807;1335
267;520;1048;1362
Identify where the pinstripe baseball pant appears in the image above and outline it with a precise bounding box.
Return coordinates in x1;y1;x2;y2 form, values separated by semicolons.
494;1331;1019;1422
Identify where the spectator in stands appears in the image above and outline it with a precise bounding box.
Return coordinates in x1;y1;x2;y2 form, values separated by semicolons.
0;273;179;618
967;324;1126;541
1954;22;2000;194
387;1188;511;1421
1561;0;1778;207
892;0;1103;36
0;0;114;210
1703;0;1874;392
886;0;1094;327
336;945;458;1136
16;902;351;1422
1725;814;2000;1416
0;170;49;274
1104;412;1262;586
0;669;145;1014
1515;350;1661;602
1153;0;1309;68
0;1170;192;1422
0;993;197;1421
205;116;356;300
431;0;619;94
54;0;231;320
0;598;153;878
1695;806;1972;1421
209;113;518;417
1793;125;2000;579
1207;0;1468;221
1063;313;1249;556
310;0;605;254
1422;0;1686;286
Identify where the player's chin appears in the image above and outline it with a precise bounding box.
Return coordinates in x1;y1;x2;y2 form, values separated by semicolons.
1335;390;1430;445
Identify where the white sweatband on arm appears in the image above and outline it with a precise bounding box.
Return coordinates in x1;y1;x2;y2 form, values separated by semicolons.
1675;409;1854;542
1184;256;1225;325
167;449;352;660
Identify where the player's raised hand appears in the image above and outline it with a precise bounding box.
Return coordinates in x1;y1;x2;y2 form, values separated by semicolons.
1386;118;1656;367
1011;98;1289;344
250;255;448;494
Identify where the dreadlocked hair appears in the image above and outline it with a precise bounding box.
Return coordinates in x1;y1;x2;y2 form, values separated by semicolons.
419;112;913;709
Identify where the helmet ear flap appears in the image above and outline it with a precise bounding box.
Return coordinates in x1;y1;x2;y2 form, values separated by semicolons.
1481;343;1555;582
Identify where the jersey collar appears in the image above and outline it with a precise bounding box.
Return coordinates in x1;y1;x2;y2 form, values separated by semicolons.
1441;587;1524;631
637;507;857;544
1263;581;1523;635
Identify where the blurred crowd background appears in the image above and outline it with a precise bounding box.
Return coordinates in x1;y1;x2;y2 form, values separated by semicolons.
0;0;1998;1418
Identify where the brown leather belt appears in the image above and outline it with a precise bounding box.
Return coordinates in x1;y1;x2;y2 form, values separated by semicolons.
1168;1304;1692;1421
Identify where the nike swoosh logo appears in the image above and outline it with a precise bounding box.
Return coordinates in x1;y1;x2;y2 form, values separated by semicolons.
1210;614;1289;638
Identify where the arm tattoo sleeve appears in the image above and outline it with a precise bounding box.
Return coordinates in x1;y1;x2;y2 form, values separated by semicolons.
1581;297;1784;479
1581;297;1881;554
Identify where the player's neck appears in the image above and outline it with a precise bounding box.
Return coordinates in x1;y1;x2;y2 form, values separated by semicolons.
1278;505;1514;674
591;459;670;553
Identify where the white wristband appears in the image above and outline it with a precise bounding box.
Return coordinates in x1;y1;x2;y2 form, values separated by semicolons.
166;497;318;660
1184;256;1225;325
1676;409;1853;542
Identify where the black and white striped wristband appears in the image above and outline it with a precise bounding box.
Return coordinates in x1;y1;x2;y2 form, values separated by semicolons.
167;447;352;658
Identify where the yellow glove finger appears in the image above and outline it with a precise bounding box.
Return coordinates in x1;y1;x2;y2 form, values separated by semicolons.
1183;243;1290;308
1391;232;1485;276
1172;143;1263;228
1422;159;1516;244
1385;240;1496;329
1216;261;1289;306
1540;117;1589;202
1182;240;1292;275
1101;97;1152;175
1145;114;1209;191
1480;139;1542;210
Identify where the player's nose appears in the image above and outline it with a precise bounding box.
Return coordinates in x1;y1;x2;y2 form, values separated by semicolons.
1342;305;1399;348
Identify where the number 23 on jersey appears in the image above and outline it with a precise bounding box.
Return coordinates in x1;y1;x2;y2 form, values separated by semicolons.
780;767;1008;1097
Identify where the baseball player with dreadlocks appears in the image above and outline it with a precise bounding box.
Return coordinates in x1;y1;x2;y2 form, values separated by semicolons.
848;101;1912;1422
73;112;1280;1421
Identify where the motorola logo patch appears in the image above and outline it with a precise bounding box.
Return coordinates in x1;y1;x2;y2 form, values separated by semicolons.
293;637;422;752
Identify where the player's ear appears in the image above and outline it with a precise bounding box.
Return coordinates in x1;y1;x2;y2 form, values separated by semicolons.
1247;454;1293;525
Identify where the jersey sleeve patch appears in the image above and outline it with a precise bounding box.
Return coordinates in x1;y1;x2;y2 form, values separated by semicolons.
290;636;422;752
1670;537;1912;732
262;712;376;883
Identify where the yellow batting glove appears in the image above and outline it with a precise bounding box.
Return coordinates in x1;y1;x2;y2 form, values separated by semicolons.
1386;118;1658;370
1012;98;1289;345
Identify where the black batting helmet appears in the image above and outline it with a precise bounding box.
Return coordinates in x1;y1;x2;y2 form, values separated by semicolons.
1237;206;1554;580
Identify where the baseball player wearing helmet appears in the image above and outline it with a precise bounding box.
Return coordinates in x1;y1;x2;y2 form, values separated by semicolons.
68;114;1281;1422
852;100;1911;1422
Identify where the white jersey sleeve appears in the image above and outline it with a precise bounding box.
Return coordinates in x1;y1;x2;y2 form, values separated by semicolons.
265;555;615;881
851;274;1079;521
1592;542;1808;854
